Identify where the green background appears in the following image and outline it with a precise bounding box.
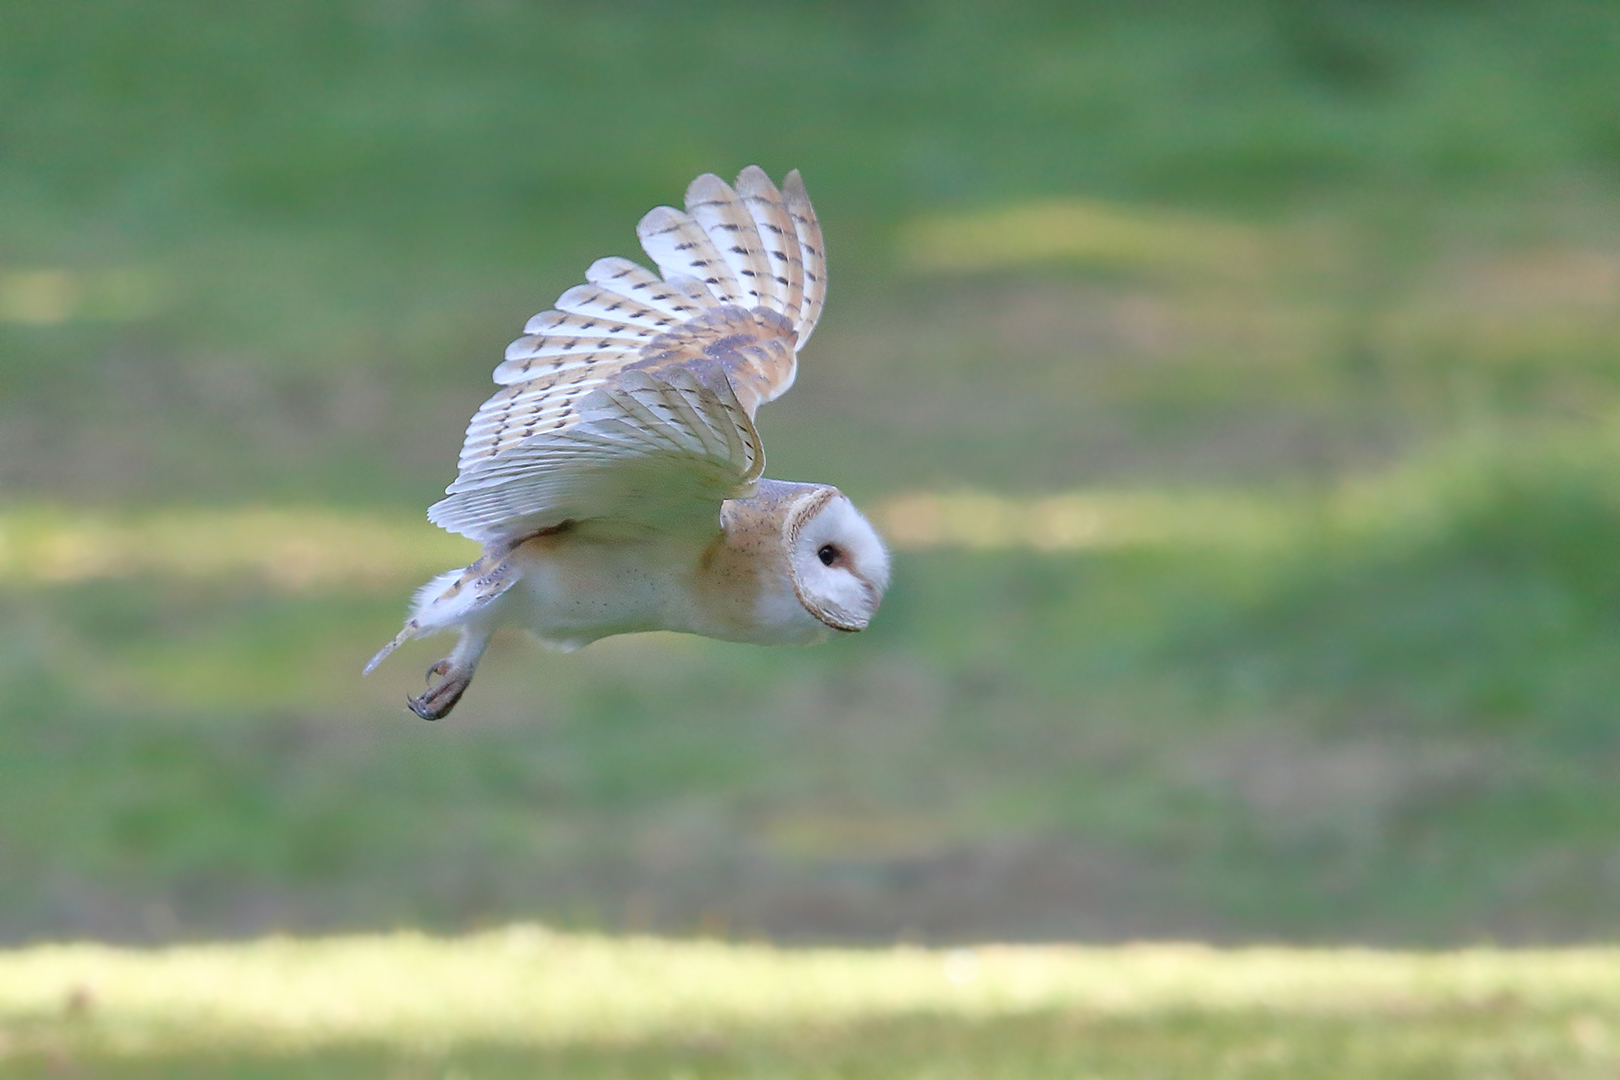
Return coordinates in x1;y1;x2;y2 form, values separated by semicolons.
4;0;1620;946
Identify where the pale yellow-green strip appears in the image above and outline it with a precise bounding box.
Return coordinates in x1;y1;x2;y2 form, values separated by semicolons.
0;506;479;590
877;490;1293;551
899;198;1275;279
0;267;173;325
0;930;1618;1057
0;492;1295;590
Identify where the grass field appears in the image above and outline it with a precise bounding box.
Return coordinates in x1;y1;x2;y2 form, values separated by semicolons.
3;0;1620;955
6;427;1620;945
3;931;1620;1078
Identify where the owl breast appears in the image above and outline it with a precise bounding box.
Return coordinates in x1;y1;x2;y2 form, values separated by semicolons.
500;515;826;650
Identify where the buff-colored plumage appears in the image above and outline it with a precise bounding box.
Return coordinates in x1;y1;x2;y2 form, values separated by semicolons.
368;167;889;719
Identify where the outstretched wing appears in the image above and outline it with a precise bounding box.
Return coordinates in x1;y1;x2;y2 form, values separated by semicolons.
428;167;826;543
430;364;765;543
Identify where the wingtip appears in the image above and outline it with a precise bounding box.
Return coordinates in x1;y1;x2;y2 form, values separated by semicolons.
636;203;688;241
735;164;774;192
684;172;733;209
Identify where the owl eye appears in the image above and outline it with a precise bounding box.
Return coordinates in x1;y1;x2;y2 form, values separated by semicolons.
817;543;841;567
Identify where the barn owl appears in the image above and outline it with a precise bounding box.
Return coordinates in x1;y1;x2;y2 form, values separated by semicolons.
367;167;890;719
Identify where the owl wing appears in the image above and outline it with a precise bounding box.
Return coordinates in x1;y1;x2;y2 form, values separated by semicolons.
426;167;826;543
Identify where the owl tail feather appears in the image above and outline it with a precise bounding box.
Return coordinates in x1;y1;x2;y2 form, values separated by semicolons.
364;621;421;675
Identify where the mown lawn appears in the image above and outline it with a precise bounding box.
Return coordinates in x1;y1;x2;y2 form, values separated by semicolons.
2;931;1619;1078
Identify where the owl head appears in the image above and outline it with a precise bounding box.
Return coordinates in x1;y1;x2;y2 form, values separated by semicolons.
782;485;891;632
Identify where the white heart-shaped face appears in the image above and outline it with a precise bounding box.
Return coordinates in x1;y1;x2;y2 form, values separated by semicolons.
786;488;891;632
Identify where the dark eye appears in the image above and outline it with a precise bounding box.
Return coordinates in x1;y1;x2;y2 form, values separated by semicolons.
817;544;840;567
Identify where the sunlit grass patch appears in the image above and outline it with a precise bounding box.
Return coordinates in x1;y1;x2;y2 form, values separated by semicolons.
0;507;477;591
6;415;1619;589
1;931;1618;1078
0;490;1298;592
899;199;1276;281
876;489;1296;552
0;268;173;325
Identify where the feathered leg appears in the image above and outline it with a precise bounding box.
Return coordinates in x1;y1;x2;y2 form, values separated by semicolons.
364;543;520;720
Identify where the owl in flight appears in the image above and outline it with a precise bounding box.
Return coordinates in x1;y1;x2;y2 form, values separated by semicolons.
367;167;891;719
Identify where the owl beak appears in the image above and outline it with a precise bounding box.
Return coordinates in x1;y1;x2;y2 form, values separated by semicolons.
806;576;881;633
814;610;866;633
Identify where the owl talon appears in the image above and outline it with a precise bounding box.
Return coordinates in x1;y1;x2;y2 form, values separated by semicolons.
408;658;471;721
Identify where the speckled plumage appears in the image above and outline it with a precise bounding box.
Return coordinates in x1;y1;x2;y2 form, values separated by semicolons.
367;167;888;720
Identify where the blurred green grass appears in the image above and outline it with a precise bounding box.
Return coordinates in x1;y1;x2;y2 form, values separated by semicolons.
5;429;1620;942
5;0;1620;503
3;0;1620;948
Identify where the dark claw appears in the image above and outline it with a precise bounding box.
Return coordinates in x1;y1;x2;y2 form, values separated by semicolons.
407;658;470;721
406;693;441;721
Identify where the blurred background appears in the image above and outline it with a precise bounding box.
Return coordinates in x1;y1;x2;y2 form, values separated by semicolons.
3;0;1619;947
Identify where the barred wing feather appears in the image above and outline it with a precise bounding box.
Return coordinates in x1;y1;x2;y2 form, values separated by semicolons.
431;167;820;542
430;365;764;542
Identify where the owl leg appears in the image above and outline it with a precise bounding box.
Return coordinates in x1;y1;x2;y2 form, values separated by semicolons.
368;543;522;719
408;623;491;721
